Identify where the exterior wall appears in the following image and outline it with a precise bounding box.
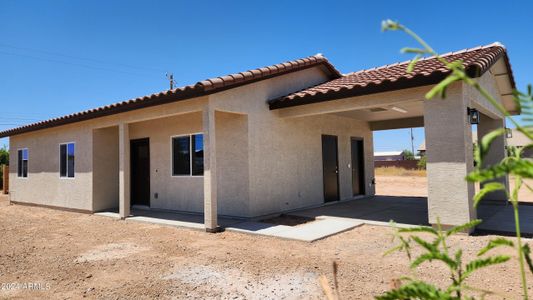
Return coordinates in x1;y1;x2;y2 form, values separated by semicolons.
8;96;208;212
215;111;249;216
93;126;119;211
128;112;204;213
210;67;375;217
9;123;93;211
465;72;505;119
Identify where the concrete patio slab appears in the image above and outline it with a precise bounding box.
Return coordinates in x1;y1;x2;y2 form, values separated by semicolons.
226;217;364;242
94;196;533;241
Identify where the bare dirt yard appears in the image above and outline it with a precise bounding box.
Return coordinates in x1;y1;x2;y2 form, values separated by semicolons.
375;171;533;202
1;194;533;299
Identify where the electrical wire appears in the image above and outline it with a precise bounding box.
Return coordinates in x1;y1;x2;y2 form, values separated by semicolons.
0;42;167;73
0;50;153;77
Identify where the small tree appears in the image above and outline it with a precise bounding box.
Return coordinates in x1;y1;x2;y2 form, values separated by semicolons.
0;146;8;190
402;149;416;160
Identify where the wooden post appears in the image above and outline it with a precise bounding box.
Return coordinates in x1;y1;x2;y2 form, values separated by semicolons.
2;165;8;194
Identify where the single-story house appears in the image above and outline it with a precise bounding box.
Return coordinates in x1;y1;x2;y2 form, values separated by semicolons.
0;42;518;232
374;151;406;161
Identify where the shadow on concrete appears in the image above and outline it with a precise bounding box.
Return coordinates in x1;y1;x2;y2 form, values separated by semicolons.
289;196;430;226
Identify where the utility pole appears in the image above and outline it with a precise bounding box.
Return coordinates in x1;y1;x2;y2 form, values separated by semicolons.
166;73;176;90
410;128;415;155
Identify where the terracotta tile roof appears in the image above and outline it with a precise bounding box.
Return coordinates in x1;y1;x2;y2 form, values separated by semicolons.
269;43;515;109
0;55;341;138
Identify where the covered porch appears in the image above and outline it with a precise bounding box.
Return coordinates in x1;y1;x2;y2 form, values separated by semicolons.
91;99;248;233
274;76;513;231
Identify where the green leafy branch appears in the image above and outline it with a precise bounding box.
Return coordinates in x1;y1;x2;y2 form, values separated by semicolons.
379;20;533;299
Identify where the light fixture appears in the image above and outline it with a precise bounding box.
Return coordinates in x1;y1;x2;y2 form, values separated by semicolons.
390;106;407;113
467;107;479;124
506;128;513;138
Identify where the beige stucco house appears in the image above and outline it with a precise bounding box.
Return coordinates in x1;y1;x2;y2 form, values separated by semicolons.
0;43;518;232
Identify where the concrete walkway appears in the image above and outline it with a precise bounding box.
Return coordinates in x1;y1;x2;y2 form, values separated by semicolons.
95;208;242;230
225;217;364;242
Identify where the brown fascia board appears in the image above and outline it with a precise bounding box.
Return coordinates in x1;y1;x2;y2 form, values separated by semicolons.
0;55;341;138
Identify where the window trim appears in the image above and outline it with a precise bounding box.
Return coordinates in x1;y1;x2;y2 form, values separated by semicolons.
17;148;29;179
170;132;204;177
59;142;76;179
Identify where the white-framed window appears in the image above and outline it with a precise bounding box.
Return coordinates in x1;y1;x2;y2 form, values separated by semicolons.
171;134;204;176
59;142;75;178
17;148;28;178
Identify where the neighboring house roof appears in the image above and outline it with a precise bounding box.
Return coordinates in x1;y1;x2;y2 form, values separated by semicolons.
268;43;515;109
374;151;404;156
0;54;341;138
507;129;530;147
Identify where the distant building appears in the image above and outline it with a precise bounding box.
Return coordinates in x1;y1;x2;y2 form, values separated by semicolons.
507;129;532;157
374;151;405;161
418;129;530;158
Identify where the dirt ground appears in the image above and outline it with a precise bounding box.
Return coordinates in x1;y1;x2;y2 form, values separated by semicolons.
376;175;533;202
1;194;533;299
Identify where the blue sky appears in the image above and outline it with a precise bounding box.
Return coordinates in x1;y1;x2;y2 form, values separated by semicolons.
1;0;532;152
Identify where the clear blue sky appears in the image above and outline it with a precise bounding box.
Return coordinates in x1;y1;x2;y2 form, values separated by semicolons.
1;0;532;152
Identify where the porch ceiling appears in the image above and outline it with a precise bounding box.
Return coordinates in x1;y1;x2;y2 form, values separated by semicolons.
334;100;423;122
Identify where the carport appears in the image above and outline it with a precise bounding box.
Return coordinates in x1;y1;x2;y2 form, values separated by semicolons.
269;44;517;230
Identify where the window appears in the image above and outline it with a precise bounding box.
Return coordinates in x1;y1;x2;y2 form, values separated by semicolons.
17;148;28;178
60;142;75;178
172;134;204;176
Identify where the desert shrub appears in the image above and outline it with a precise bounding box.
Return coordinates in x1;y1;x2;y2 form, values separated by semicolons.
417;156;427;170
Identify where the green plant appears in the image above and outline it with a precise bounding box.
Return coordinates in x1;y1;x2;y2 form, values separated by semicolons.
378;20;533;299
417;155;427;169
0;145;8;190
403;149;416;160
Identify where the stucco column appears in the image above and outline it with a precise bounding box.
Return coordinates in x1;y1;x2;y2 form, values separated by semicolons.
424;87;476;229
119;123;131;219
477;116;509;201
203;107;219;232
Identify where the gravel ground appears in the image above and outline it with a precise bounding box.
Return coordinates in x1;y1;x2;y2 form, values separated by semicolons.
1;193;533;299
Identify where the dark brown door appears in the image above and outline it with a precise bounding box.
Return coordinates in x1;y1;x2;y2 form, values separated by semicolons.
131;138;150;206
322;135;339;202
351;138;365;196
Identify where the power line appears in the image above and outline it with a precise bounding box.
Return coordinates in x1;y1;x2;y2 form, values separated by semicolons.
0;43;167;73
0;50;152;77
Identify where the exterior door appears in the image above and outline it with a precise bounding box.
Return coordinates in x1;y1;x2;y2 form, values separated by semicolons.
130;138;150;206
322;135;340;202
351;138;365;196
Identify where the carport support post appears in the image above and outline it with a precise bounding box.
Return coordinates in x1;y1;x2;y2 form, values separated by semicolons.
424;87;476;231
203;106;219;232
477;116;509;201
119;123;131;219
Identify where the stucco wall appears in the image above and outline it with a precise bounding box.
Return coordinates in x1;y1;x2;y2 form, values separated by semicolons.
93;126;119;211
128;112;204;212
7;65;375;218
215;111;250;216
210;66;375;217
9;123;93;211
